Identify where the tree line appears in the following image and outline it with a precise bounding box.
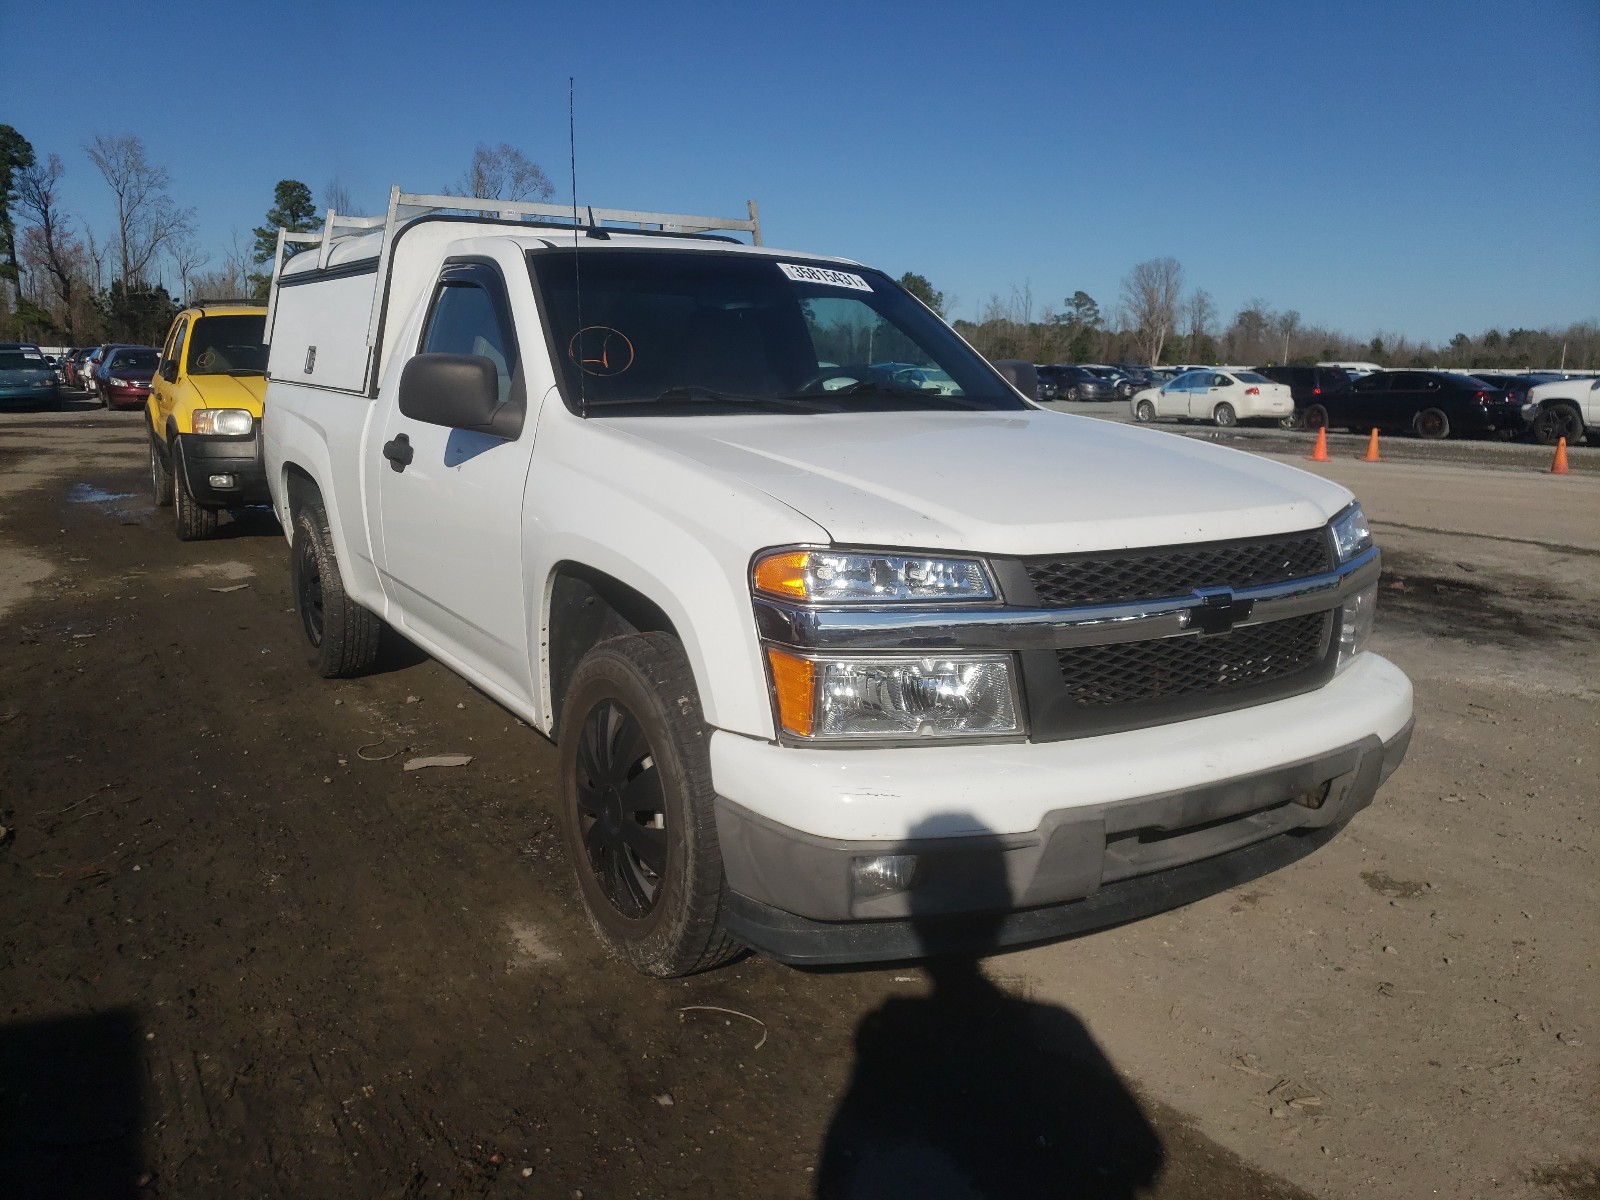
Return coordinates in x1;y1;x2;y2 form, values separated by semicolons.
3;125;1592;371
908;259;1597;372
0;127;551;348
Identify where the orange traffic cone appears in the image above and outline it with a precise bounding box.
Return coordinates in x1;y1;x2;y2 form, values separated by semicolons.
1362;428;1381;461
1551;437;1569;475
1307;427;1330;462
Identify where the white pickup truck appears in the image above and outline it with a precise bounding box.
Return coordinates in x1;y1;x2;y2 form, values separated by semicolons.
1526;375;1600;446
263;189;1413;977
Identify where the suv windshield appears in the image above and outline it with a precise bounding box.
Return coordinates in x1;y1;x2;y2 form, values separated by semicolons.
187;313;267;376
527;248;1025;414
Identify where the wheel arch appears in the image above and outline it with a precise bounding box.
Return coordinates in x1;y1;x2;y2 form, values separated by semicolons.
544;562;684;739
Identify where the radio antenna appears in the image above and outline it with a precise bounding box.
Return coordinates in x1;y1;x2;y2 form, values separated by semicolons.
569;76;586;418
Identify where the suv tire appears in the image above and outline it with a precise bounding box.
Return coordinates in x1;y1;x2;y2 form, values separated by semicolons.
290;495;382;677
148;427;173;508
173;441;219;540
558;632;740;978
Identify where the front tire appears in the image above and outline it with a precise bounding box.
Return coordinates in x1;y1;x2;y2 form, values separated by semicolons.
1134;399;1156;423
1213;402;1237;427
173;441;218;540
149;429;173;508
1414;407;1450;440
290;496;382;678
558;633;740;978
1531;403;1584;447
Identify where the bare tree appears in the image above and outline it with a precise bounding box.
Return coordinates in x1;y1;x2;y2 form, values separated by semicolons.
1183;288;1216;361
1275;309;1302;364
447;143;554;202
84;133;194;285
322;177;362;216
168;234;210;303
1120;257;1185;365
14;153;84;341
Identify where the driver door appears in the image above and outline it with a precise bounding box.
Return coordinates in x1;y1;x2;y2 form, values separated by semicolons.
373;258;538;703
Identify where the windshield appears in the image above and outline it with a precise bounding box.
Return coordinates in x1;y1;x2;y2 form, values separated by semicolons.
527;248;1026;414
112;349;159;371
187;313;267;376
0;351;46;371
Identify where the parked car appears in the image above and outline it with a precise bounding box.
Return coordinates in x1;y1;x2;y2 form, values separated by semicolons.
1253;365;1353;428
1036;364;1118;402
1082;365;1138;400
0;343;62;409
1130;369;1293;427
59;348;89;389
1300;371;1519;440
82;344;114;396
1524;375;1600;446
261;186;1412;975
146;303;270;539
96;345;161;410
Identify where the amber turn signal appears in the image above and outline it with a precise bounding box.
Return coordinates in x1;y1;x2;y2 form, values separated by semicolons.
753;550;811;600
765;647;816;737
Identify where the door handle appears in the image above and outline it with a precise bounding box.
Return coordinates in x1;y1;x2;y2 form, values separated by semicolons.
382;432;414;472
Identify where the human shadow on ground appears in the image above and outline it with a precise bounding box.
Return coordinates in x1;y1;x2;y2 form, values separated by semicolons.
0;1007;145;1200
816;815;1164;1199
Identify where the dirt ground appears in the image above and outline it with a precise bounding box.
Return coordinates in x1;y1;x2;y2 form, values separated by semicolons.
1;400;1595;1200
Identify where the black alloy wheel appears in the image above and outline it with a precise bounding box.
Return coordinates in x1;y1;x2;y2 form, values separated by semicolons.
1531;403;1584;447
1303;404;1329;430
296;533;325;650
573;699;669;919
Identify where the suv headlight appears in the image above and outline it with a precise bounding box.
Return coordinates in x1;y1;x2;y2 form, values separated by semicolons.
753;549;994;604
1331;503;1373;563
766;649;1020;740
192;409;254;436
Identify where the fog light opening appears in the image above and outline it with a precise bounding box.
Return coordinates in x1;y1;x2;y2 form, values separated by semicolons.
208;474;236;488
851;854;919;901
1294;781;1332;810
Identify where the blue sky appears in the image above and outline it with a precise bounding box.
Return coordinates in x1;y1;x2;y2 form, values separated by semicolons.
6;0;1597;342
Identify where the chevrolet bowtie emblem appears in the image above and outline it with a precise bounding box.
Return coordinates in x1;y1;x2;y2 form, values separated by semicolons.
1187;587;1254;635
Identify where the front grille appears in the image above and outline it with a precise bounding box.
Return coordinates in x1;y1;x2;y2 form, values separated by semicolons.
1055;613;1330;709
1024;532;1333;609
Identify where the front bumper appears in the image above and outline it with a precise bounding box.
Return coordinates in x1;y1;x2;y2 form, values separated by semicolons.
104;386;150;408
718;718;1412;965
174;429;270;506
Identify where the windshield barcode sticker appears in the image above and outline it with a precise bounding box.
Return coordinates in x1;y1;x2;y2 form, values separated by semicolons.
778;263;872;291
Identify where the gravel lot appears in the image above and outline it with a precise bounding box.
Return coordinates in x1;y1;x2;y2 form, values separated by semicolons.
1;397;1595;1199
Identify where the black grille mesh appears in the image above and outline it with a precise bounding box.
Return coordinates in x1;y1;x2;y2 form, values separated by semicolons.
1025;533;1333;609
1055;614;1330;708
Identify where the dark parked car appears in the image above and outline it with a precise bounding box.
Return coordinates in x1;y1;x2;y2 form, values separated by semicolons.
1300;370;1520;440
1036;364;1118;402
95;345;161;411
1253;365;1353;428
0;343;61;409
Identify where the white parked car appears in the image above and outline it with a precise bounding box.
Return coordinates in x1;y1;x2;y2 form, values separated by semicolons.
1525;376;1599;446
1131;369;1294;427
261;187;1411;976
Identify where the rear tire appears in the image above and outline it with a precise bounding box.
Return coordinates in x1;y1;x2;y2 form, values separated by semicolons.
558;632;740;978
1414;407;1450;440
1303;404;1329;430
1213;402;1237;427
290;496;381;678
1134;399;1156;423
173;441;218;540
1531;403;1583;447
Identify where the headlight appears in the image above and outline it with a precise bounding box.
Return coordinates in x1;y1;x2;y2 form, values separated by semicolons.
753;549;994;604
1337;583;1377;670
1330;503;1373;563
192;409;254;436
766;649;1020;740
109;377;131;387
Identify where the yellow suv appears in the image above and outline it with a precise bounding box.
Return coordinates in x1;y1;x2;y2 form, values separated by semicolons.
146;303;269;539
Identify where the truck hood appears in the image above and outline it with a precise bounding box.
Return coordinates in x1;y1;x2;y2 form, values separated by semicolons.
610;409;1354;554
189;373;267;411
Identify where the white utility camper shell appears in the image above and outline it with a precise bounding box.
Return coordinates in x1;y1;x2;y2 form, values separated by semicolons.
265;187;763;395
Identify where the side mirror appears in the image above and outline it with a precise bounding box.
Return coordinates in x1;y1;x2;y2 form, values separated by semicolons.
992;359;1039;400
398;353;523;439
160;363;178;383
